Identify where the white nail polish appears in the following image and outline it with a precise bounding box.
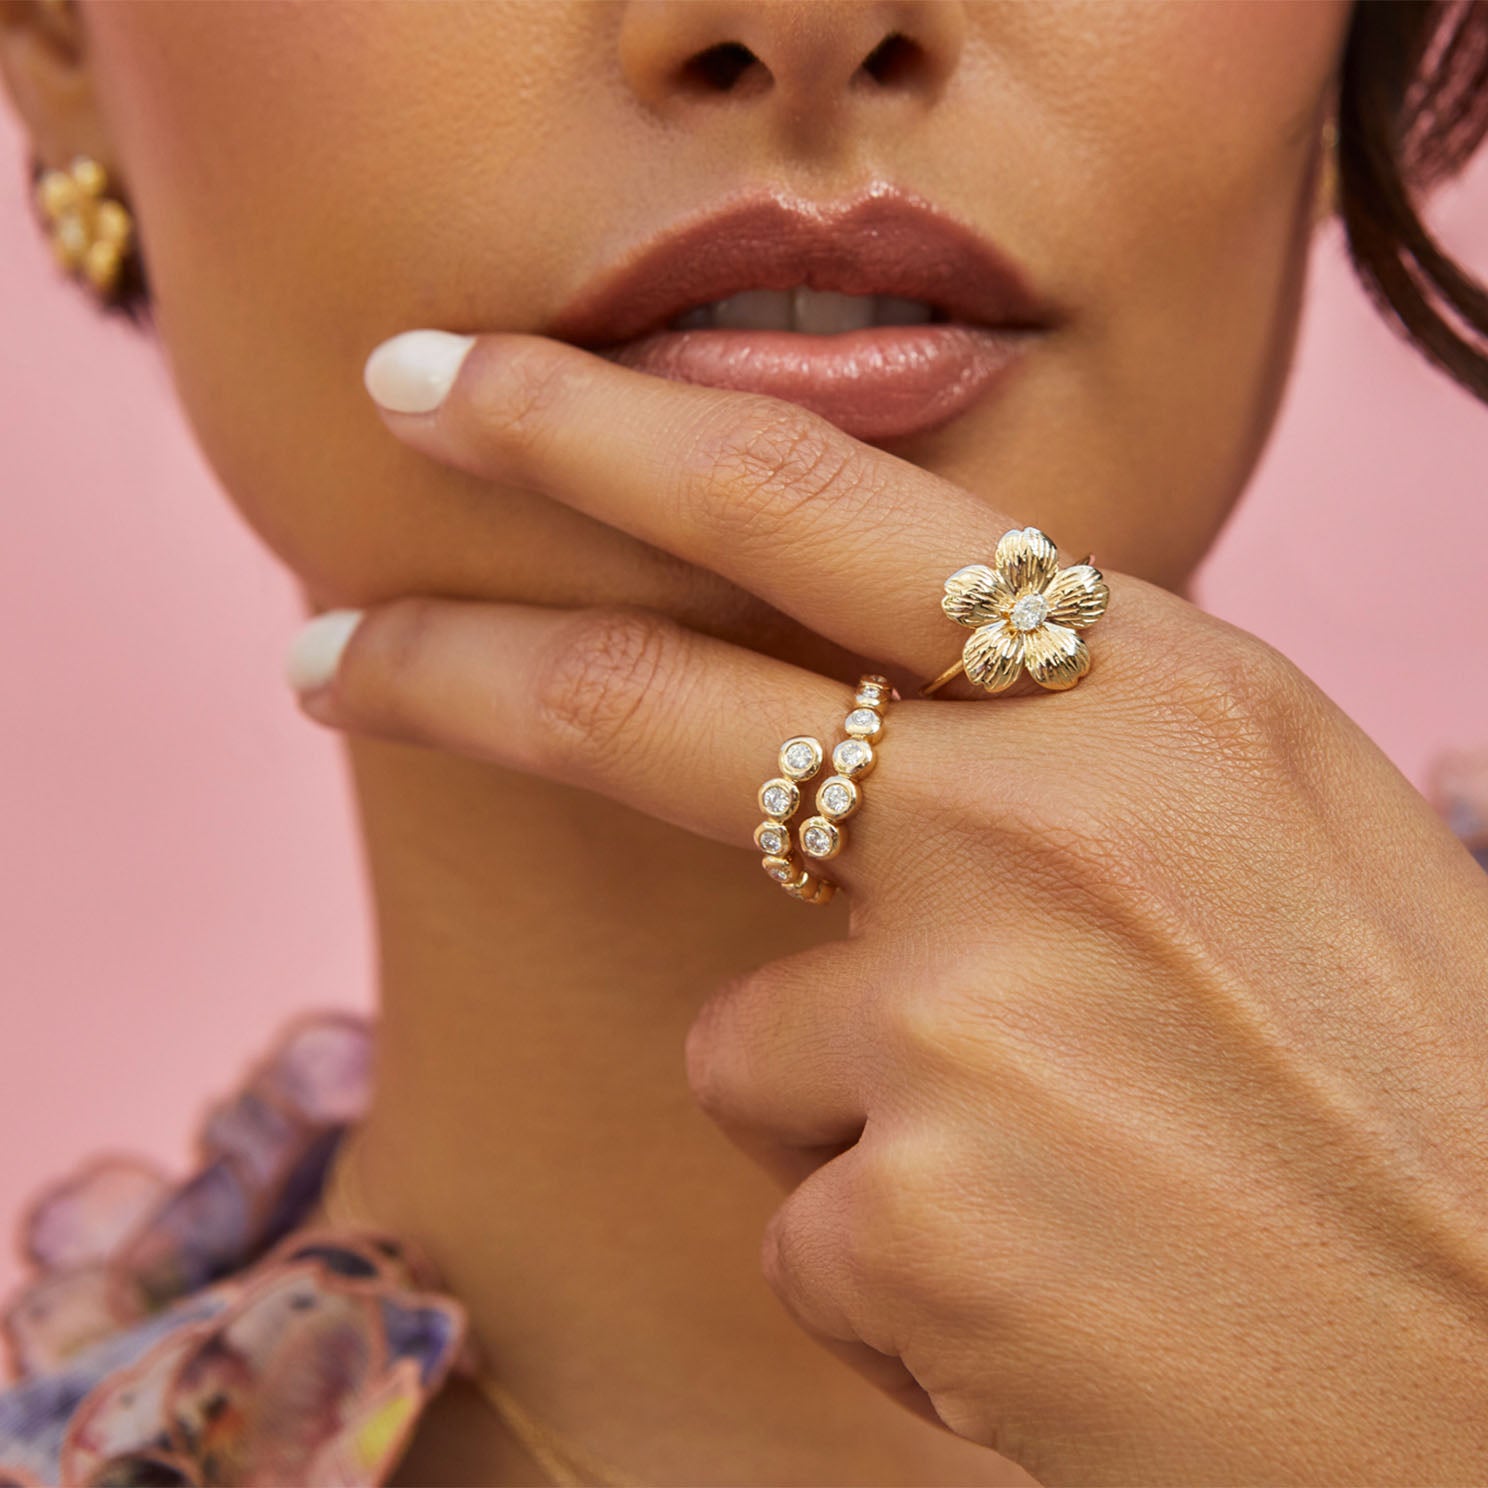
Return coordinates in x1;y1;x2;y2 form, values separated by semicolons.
285;608;364;692
363;330;476;415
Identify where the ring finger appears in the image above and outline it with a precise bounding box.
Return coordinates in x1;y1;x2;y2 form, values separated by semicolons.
290;595;908;890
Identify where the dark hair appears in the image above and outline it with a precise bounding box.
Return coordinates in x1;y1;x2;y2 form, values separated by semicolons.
27;0;1488;400
1340;0;1488;401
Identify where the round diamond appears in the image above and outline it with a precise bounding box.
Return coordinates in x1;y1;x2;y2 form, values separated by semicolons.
755;823;787;855
833;739;874;778
763;856;795;881
760;780;797;818
844;707;882;739
780;737;822;779
818;778;856;818
1009;592;1049;632
800;819;839;859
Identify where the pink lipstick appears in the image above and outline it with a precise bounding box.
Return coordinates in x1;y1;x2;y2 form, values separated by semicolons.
547;182;1057;443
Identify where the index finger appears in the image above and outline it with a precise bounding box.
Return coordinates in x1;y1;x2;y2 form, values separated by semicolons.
363;330;1073;682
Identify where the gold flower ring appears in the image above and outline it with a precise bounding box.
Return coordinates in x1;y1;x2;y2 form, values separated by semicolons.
920;525;1110;697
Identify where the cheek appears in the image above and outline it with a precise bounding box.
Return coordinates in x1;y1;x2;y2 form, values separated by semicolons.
976;0;1351;585
82;1;621;604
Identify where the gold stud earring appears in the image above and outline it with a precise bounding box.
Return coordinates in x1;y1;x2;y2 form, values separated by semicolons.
34;155;135;300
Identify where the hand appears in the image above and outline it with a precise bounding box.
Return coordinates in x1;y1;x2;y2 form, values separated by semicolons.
297;329;1488;1485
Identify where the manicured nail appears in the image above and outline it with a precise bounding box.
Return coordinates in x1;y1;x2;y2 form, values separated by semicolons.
364;330;476;415
285;608;364;693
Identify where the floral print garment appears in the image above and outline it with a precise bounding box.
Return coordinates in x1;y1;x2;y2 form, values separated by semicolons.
0;1014;467;1487
2;753;1486;1487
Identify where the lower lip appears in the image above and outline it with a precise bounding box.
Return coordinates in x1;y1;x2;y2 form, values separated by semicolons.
598;323;1038;443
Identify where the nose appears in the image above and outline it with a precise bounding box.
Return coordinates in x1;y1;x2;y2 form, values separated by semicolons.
618;0;967;136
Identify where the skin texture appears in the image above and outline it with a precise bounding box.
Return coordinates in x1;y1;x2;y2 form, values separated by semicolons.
19;1;1487;1484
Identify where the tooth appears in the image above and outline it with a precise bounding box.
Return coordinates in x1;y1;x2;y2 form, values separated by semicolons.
673;304;714;330
874;295;935;326
712;290;795;331
792;287;877;335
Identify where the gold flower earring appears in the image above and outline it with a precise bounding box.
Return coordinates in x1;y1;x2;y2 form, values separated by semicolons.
34;155;136;301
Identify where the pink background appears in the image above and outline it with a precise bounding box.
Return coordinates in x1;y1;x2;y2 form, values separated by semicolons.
1;107;1485;1307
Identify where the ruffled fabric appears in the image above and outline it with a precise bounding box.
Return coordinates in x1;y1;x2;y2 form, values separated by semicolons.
1429;745;1488;871
0;1014;467;1487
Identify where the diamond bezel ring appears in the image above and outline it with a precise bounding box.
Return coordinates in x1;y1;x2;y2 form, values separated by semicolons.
753;675;897;900
754;820;791;856
831;737;876;780
798;816;842;861
758;776;801;821
815;774;860;821
779;735;825;780
754;740;834;904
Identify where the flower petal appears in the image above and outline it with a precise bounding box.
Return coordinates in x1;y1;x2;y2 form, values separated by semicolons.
941;564;1013;629
994;526;1059;594
1043;564;1110;631
1023;623;1090;690
962;621;1025;693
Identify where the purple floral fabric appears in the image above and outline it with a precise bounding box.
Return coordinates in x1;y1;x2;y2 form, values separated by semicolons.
0;1014;467;1487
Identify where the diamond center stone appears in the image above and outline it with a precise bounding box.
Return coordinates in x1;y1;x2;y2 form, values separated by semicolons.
784;743;816;774
1009;592;1049;632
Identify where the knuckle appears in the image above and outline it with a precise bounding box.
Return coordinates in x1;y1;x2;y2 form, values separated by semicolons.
879;978;990;1083
349;596;444;736
831;1136;958;1316
476;341;584;476
681;399;883;552
758;1199;801;1303
760;1190;825;1311
973;782;1168;921
531;606;679;778
1164;632;1309;756
683;972;754;1121
961;765;1113;874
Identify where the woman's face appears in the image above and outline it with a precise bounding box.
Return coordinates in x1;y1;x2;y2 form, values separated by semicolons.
69;0;1347;638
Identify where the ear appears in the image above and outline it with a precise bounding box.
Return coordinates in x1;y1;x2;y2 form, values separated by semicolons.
0;0;118;173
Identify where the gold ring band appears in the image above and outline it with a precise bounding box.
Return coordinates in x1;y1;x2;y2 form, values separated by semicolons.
796;674;894;865
756;735;837;904
754;675;896;903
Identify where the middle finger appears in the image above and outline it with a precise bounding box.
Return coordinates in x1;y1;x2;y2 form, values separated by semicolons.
293;594;918;894
363;330;1074;677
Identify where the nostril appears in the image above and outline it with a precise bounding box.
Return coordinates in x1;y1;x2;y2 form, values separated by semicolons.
680;40;760;94
859;32;921;87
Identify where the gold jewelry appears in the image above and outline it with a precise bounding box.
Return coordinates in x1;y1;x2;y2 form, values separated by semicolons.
797;674;895;863
34;154;135;300
920;525;1109;698
321;1142;643;1488
756;735;836;903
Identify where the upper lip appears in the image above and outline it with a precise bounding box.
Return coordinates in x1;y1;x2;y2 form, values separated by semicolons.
548;182;1056;347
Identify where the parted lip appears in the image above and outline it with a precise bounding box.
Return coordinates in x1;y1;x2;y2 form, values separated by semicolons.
547;181;1056;348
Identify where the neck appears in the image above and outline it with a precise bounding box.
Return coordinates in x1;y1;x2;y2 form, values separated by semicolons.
344;734;1023;1486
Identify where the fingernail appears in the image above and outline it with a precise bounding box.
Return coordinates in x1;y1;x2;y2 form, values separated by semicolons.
364;330;476;415
285;608;364;693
